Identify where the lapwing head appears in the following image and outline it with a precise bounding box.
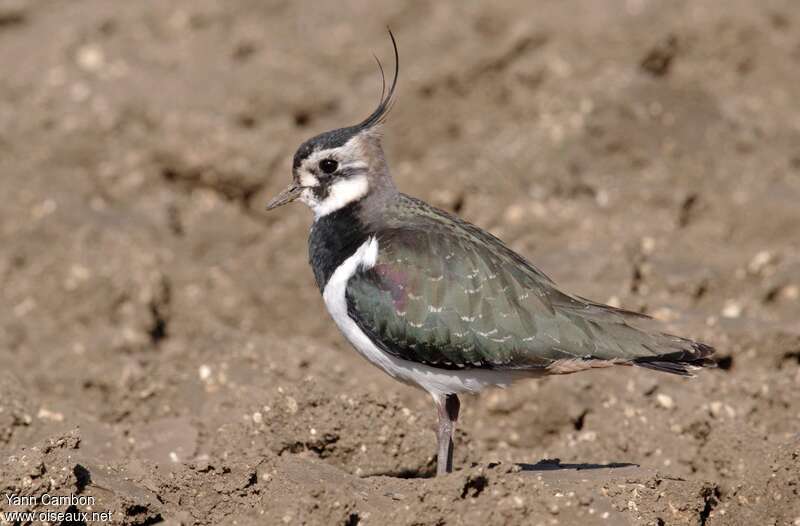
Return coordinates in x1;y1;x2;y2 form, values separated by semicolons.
267;30;399;219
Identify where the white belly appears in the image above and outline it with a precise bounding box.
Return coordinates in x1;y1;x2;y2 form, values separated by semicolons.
322;237;526;397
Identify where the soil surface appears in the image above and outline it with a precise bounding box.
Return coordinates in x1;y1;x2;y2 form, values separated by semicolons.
1;1;799;525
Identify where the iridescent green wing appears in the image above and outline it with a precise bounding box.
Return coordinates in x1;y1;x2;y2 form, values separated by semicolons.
345;195;689;370
346;226;551;369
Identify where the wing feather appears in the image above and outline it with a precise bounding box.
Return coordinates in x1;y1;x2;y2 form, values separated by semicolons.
344;195;713;372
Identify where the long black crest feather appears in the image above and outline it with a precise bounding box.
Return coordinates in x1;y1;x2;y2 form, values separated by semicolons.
372;53;386;104
290;30;399;167
358;28;399;130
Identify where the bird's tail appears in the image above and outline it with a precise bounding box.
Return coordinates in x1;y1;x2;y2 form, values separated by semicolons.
630;338;716;376
549;295;718;377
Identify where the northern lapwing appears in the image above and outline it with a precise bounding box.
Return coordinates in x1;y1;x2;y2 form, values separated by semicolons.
266;31;715;476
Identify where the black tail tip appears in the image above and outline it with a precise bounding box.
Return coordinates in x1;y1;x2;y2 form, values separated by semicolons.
633;342;717;377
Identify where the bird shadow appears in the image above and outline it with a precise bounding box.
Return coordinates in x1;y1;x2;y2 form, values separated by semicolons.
365;458;639;480
517;457;639;472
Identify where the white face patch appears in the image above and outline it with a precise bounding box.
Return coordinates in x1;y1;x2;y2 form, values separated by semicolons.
294;134;375;218
304;174;370;218
299;172;319;187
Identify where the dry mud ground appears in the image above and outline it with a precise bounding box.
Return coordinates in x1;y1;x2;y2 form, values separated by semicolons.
1;0;799;524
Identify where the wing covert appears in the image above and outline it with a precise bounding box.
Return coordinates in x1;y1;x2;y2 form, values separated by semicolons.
345;226;575;370
341;194;708;374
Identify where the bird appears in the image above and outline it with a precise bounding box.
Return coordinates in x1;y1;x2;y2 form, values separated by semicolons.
266;31;715;476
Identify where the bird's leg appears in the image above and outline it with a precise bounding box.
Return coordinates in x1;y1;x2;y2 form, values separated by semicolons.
434;393;460;476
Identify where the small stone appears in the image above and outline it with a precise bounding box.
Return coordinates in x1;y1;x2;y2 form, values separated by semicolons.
285;396;298;414
721;301;742;319
784;285;799;300
652;307;677;322
76;45;105;72
198;365;212;381
747;250;773;274
36;408;64;422
656;393;674;409
504;204;526;225
65;264;90;290
252;412;262;423
596;190;610;207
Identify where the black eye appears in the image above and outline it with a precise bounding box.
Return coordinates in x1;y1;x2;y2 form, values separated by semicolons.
319;158;338;174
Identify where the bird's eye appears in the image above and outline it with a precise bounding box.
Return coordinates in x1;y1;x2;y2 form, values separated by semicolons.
319;159;338;174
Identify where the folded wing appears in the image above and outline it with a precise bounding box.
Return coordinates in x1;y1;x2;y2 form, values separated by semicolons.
346;196;714;374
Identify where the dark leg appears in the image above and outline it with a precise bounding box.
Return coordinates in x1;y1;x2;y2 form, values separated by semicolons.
434;393;460;476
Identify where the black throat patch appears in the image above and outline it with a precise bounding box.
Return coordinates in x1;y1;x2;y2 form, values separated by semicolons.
308;202;372;291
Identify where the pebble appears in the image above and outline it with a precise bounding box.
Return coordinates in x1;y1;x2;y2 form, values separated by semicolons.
76;44;105;72
652;307;677;322
36;408;64;422
64;264;91;290
640;236;656;254
504;204;526;224
721;301;742;319
784;285;799;300
13;298;36;317
596;189;610;207
747;250;773;274
656;393;674;409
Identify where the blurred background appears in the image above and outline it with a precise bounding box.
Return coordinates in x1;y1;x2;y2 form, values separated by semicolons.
0;1;798;524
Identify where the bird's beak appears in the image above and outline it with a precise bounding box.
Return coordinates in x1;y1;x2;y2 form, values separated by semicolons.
266;184;303;211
